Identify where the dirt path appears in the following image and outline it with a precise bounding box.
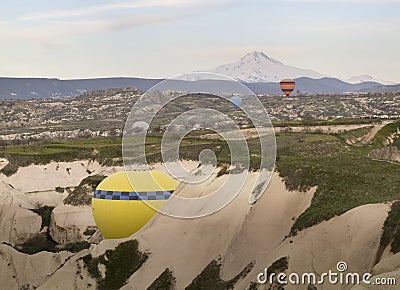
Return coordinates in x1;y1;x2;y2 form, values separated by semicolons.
359;121;393;145
201;123;382;141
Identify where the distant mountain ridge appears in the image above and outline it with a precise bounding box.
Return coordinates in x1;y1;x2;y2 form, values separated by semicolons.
0;51;398;100
0;76;395;100
0;77;162;100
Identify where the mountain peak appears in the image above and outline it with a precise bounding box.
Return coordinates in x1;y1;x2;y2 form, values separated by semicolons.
210;51;325;83
244;51;269;59
240;51;283;65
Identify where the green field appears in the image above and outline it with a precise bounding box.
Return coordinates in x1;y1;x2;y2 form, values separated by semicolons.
0;138;123;176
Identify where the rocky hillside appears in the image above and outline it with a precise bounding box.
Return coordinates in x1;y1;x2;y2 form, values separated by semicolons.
0;161;395;290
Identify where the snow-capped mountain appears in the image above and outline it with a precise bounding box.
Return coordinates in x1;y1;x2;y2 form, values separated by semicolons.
209;51;326;83
343;75;395;85
209;52;395;85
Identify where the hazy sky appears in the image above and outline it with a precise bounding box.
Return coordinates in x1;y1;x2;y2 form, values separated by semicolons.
1;0;399;82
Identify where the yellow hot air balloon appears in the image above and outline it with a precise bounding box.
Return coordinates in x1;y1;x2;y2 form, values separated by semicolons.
92;170;178;239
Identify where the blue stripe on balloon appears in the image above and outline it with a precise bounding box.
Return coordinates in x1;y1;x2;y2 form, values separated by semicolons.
93;190;174;200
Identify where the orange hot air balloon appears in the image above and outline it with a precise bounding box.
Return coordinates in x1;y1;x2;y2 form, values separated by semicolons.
280;78;296;97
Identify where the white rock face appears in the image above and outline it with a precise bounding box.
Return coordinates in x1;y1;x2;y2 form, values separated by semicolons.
0;158;9;171
49;204;97;245
0;160;119;247
35;250;96;290
369;146;400;162
0;182;41;244
12;209;42;245
0;160;102;193
0;205;42;245
0;244;72;289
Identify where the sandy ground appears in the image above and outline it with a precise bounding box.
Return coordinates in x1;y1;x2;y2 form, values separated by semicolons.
236;203;389;290
350;252;400;289
121;172;389;290
122;172;259;290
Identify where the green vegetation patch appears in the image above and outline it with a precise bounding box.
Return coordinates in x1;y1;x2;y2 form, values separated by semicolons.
82;240;148;290
277;133;345;159
267;257;288;277
380;201;400;255
372;121;400;148
83;227;97;236
30;206;54;230
13;234;90;255
0;138;122;176
185;260;254;290
276;129;400;234
14;234;57;254
262;257;289;290
147;268;176;290
64;175;106;206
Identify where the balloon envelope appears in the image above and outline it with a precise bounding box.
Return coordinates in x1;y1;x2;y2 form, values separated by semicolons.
280;79;296;97
230;96;242;109
92;170;178;239
132;121;149;133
